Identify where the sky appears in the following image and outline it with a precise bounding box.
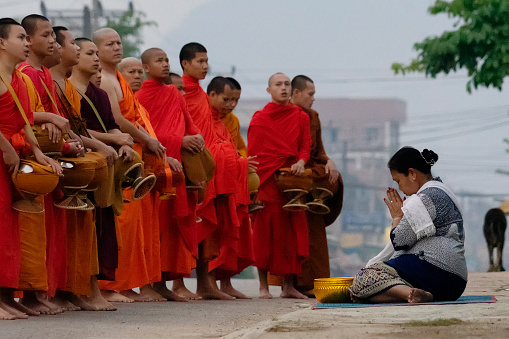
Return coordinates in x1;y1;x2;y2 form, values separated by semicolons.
4;0;509;197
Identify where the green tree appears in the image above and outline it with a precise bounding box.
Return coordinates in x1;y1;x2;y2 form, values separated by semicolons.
392;0;509;93
106;7;157;57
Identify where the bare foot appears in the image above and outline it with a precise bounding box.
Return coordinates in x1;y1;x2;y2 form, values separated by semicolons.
171;281;201;300
281;286;309;299
0;302;28;319
220;284;251;299
197;288;235;300
139;285;167;302
3;297;40;316
0;304;16;320
66;294;99;311
101;290;134;303
301;289;315;298
259;289;273;299
153;282;188;302
36;293;64;314
120;289;153;302
82;295;117;311
408;288;433;303
52;294;81;311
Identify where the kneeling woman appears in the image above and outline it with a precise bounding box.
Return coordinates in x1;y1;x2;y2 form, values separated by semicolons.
349;147;467;303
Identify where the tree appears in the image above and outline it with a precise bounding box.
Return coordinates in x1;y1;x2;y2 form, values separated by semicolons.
106;7;157;57
392;0;509;93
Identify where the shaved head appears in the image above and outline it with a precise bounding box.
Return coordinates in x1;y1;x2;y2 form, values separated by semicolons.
21;14;49;36
268;72;288;86
141;47;164;65
118;56;142;72
92;27;118;45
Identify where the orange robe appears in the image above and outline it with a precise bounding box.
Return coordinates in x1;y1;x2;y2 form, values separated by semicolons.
56;79;99;295
221;112;247;158
248;102;311;276
136;79;200;279
182;75;247;274
99;71;160;290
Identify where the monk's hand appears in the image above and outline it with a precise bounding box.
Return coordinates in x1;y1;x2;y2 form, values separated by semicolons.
166;156;183;172
248;156;258;172
34;151;62;176
3;145;19;174
41;122;62;144
114;132;134;147
146;137;166;158
98;143;119;166
66;139;84;157
118;145;135;162
291;159;306;176
325;159;340;184
182;135;202;154
48;114;71;135
195;134;205;151
384;187;404;221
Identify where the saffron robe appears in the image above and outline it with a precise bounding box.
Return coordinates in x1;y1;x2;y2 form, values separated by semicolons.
221;112;247;158
136;79;200;278
80;83;120;281
248;102;311;275
182;75;243;267
54;79;100;295
0;70;37;289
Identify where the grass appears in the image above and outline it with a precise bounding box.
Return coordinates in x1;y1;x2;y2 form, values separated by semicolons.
406;318;463;327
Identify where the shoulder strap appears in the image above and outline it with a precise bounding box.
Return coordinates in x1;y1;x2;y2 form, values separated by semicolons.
39;75;61;115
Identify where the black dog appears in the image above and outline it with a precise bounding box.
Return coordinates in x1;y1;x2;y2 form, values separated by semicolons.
483;208;507;272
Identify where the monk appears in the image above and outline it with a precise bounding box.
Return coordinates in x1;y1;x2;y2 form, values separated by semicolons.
0;17;62;319
118;57;144;93
180;43;251;300
248;72;312;299
17;14;72;316
71;38;140;310
137;47;205;301
93;27;166;303
166;72;185;96
207;76;254;299
50;26;118;311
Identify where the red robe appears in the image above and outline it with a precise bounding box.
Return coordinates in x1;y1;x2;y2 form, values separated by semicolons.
136;79;200;278
248;102;311;275
182;75;244;270
0;70;34;289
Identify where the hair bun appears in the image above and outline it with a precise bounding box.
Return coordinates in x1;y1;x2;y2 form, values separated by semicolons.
421;149;438;166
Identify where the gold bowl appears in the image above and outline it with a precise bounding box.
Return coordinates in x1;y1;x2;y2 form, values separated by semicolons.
314;277;354;303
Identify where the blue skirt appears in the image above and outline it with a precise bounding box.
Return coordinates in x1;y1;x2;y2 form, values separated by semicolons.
386;254;467;301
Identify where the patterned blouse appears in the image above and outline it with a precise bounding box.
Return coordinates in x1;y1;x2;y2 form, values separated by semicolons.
390;179;468;281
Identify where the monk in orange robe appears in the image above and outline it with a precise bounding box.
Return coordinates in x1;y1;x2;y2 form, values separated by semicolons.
136;48;205;301
248;72;311;299
50;28;119;311
94;28;167;302
0;18;62;319
180;43;251;300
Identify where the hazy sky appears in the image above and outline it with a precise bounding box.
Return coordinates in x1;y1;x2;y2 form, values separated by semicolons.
5;0;509;197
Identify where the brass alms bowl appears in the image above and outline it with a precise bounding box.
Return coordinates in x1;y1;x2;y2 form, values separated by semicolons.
314;277;354;303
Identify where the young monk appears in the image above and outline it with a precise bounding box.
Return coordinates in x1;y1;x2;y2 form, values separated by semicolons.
248;72;311;299
118;57;144;93
207;77;254;299
290;75;343;296
166;72;186;96
0;17;62;319
136;47;205;301
17;14;71;316
50;26;118;311
180;43;252;300
93;28;166;302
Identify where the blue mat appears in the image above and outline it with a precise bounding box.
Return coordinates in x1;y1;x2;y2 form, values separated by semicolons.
313;295;496;309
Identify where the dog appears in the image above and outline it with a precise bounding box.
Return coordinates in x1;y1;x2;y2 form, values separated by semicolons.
483;208;507;272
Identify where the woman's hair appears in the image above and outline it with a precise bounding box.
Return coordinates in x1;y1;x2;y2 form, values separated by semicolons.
388;146;438;175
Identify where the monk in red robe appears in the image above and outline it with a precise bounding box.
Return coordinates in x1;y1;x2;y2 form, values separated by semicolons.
137;48;205;301
248;72;311;299
0;18;62;319
181;43;250;300
94;28;167;302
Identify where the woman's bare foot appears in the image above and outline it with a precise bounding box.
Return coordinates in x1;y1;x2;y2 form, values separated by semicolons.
0;302;28;319
172;280;201;300
101;290;134;303
120;289;152;302
281;286;309;299
408;288;433;303
220;280;251;299
259;288;273;299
